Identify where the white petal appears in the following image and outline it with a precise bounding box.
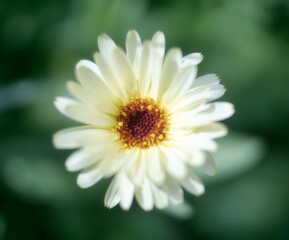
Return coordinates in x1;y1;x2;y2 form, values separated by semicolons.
188;135;218;152
93;52;127;102
194;122;228;139
199;153;217;176
126;30;142;76
166;157;187;180
169;84;225;112
181;53;203;67
76;60;102;88
54;96;77;114
181;169;204;196
158;48;182;103
65;147;103;172
173;134;217;152
149;32;165;100
170;99;209;122
53;127;117;149
207;102;235;121
151;31;165;57
150;55;163;100
151;182;169;209
97;149;127;178
119;173;135;210
168;87;210;112
135;177;154;211
160;146;188;180
192;74;220;88
128;150;146;186
179;114;212;128
112;47;137;97
77;167;103;188
54;97;116;126
122;148;140;172
67;81;92;105
146;147;165;185
98;33;117;61
139;41;153;97
104;175;121;209
75;60;117;101
163;65;198;105
189;148;206;167
161;177;184;205
65;142;120;172
205;84;226;102
171;112;212;129
168;128;192;137
164;135;205;167
66;81;118;114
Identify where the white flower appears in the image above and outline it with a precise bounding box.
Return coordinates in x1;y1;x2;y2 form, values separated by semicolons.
53;30;234;211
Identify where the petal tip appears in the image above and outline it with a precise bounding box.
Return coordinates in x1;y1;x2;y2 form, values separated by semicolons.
77;173;100;189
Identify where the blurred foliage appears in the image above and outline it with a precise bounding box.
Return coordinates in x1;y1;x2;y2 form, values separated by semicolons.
1;0;289;239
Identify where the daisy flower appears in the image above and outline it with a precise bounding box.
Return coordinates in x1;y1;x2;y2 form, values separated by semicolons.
53;30;234;211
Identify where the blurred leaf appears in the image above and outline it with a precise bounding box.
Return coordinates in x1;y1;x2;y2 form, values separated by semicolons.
0;81;40;112
2;156;75;205
195;151;289;239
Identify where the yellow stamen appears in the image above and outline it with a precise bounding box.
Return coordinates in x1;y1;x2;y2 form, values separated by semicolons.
147;105;153;111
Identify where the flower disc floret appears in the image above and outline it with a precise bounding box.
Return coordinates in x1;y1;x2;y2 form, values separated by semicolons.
117;98;168;148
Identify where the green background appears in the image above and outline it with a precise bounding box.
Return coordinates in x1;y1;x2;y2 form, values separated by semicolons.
1;0;289;239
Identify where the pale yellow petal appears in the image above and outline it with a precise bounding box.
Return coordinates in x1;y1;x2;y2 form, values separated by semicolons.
151;182;169;209
98;33;117;61
126;30;142;77
66;81;118;114
75;60;119;105
146;147;166;185
94;52;128;102
104;175;121;208
111;47;137;97
198;153;217;176
138;41;153;97
158;48;182;104
54;97;116;127
181;169;205;196
77;167;103;188
135;177;154;211
53;126;117;149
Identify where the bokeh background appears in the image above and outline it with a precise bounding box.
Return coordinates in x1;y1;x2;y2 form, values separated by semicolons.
1;0;289;239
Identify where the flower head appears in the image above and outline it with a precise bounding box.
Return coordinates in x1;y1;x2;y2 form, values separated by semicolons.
53;30;234;210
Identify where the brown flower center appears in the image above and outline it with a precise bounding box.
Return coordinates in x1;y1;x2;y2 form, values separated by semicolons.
116;98;168;148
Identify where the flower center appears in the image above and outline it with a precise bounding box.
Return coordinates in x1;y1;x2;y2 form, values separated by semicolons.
116;98;168;148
